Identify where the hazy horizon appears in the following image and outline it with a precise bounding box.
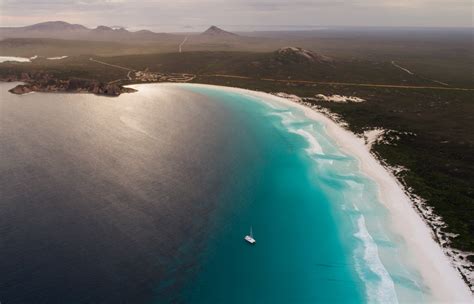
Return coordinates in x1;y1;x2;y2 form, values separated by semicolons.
1;22;472;33
1;0;472;30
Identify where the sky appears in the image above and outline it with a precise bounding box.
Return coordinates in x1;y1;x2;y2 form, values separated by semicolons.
0;0;472;30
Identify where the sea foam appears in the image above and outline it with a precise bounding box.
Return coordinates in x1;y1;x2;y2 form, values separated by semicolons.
291;128;324;155
273;103;399;303
354;216;398;303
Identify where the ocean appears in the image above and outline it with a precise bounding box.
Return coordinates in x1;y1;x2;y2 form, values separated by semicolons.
0;82;428;303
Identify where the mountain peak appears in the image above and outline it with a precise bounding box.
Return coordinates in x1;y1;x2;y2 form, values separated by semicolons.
202;25;237;37
94;25;113;31
24;21;88;31
207;25;220;31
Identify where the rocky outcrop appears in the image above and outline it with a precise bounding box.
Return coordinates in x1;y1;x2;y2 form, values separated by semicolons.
9;84;34;94
89;82;136;96
276;47;333;64
6;73;136;96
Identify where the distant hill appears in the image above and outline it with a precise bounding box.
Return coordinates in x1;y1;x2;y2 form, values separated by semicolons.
276;47;333;64
0;21;172;42
201;26;238;37
23;21;88;32
0;22;242;43
185;25;259;47
0;21;271;51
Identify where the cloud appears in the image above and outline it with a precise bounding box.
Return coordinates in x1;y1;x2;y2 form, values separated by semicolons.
0;0;471;27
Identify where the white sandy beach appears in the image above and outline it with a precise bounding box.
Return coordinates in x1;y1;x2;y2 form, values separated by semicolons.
174;83;473;302
47;56;68;60
0;56;31;63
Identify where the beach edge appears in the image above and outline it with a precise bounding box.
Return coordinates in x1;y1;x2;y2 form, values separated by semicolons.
153;82;473;302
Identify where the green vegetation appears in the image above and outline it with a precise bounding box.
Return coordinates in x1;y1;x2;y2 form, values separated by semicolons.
1;32;473;254
101;51;435;86
2;27;471;86
192;76;474;252
0;56;127;82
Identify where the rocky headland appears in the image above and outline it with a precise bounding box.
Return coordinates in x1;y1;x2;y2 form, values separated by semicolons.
2;72;136;96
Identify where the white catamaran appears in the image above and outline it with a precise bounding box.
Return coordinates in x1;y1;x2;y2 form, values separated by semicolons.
244;226;256;244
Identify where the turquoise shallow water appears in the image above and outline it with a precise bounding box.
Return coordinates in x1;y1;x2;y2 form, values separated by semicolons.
159;84;428;303
0;82;428;303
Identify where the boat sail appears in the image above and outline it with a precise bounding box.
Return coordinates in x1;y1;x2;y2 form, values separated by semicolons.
244;226;256;244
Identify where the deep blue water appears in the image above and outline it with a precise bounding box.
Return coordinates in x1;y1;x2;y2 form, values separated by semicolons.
0;82;426;303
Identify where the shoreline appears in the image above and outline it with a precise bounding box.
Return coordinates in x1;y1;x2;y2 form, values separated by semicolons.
4;79;471;299
271;93;474;291
155;83;473;301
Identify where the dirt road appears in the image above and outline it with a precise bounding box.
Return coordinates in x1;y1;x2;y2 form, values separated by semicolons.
201;74;474;91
